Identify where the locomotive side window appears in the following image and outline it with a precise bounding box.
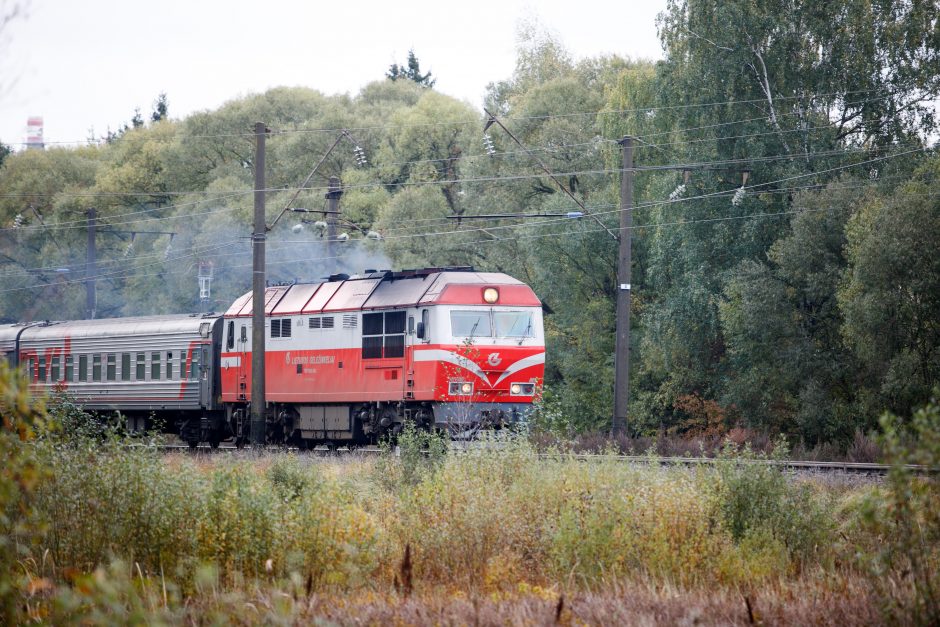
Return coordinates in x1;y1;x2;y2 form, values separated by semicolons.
167;352;173;379
79;355;87;382
384;311;405;358
122;354;131;381
38;356;46;381
240;325;247;342
151;352;161;380
363;313;382;335
362;311;406;359
107;354;116;381
418;309;430;341
51;356;60;382
226;321;234;350
136;353;145;380
92;355;101;381
65;355;73;382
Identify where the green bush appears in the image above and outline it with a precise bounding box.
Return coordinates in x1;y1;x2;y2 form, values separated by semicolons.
33;441;203;575
715;441;833;567
0;362;46;625
862;392;940;624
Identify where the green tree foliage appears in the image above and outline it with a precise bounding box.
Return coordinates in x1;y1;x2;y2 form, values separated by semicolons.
719;181;870;442
386;49;435;88
151;92;168;123
840;158;940;417
603;0;940;437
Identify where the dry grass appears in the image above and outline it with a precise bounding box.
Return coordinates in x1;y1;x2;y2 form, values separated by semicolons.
5;434;937;625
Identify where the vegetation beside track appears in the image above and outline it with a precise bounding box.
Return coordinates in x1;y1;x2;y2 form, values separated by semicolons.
2;367;940;624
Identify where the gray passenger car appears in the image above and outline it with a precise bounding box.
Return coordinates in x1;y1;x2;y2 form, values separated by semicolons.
3;314;223;433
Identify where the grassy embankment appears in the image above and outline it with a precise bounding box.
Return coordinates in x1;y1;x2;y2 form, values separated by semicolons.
2;371;938;624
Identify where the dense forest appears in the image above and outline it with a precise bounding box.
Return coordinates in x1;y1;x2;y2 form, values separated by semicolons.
1;0;938;444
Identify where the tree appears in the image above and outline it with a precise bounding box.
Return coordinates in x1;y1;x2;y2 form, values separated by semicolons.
840;156;940;417
386;50;435;88
151;92;168;122
605;0;940;436
0;141;10;168
719;181;871;442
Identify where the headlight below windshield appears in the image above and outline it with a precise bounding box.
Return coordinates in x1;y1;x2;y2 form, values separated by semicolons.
510;383;536;396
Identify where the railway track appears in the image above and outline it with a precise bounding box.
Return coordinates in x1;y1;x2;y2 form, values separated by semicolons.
149;442;932;475
556;454;923;476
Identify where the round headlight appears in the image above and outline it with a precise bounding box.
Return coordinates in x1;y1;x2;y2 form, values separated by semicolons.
510;383;522;394
461;382;473;394
483;287;499;304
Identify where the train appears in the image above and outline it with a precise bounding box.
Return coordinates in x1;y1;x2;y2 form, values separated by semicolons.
0;267;546;447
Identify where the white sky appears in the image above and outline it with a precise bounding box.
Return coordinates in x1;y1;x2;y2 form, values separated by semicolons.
0;0;666;148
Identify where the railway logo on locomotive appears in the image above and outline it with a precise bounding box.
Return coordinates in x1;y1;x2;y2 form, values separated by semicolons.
487;352;502;367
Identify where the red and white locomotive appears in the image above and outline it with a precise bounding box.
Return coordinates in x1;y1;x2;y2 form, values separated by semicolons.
0;267;545;446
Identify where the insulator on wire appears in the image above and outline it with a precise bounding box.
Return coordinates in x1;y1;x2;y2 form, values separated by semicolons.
163;234;175;260
12;213;24;229
731;186;746;207
354;145;368;167
483;134;496;156
669;184;686;201
124;233;136;257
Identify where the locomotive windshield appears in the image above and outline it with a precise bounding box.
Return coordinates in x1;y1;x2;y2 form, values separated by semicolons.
494;312;533;337
450;310;534;338
450;311;491;337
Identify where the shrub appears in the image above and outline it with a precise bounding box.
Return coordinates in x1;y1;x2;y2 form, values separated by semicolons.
715;440;833;568
33;441;203;575
862;392;940;624
0;362;46;625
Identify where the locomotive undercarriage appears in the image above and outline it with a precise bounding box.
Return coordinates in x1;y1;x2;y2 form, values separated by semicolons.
215;401;437;448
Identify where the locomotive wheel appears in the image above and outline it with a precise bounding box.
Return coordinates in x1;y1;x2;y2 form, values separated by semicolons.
187;440;199;450
234;436;246;449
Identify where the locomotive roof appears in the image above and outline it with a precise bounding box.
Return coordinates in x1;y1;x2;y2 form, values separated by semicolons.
12;313;220;341
225;268;540;317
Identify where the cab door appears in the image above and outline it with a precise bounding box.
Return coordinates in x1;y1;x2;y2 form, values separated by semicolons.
404;313;416;399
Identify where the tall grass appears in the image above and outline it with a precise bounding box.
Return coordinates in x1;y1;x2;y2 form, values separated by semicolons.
2;391;938;623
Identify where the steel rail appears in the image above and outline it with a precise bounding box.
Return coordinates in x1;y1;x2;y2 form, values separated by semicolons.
145;443;934;474
547;454;932;475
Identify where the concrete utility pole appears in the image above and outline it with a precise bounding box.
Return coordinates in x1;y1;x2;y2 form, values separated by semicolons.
325;176;342;265
613;136;633;435
85;207;97;319
251;122;268;447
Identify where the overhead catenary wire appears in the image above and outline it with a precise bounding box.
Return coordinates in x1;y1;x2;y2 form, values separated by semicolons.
0;143;928;240
0;145;929;296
